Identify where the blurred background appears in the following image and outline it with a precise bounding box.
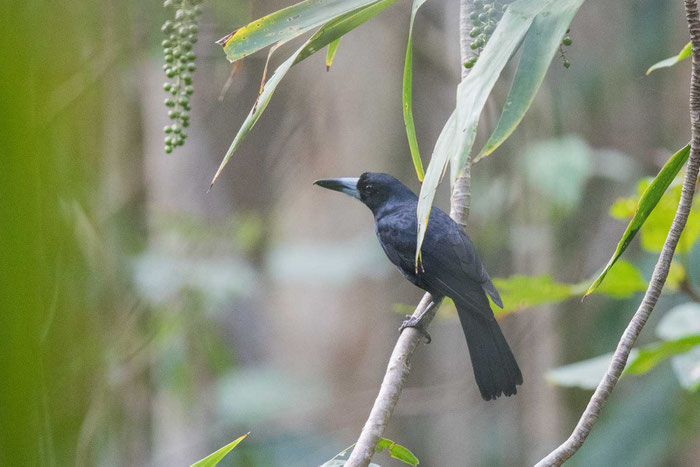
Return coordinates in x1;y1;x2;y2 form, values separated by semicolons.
2;0;699;465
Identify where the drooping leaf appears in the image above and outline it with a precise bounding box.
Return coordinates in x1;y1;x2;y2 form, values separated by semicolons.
376;438;420;466
325;38;341;70
656;303;700;391
217;0;383;63
211;0;399;187
450;0;543;181
546;351;638;390
624;335;700;375
190;432;249;467
646;41;692;75
610;173;700;254
585;144;691;296
657;302;700;340
587;260;646;299
475;0;585;161
491;274;573;317
402;0;428;181
396;260;647;318
416;0;585;262
415;111;456;266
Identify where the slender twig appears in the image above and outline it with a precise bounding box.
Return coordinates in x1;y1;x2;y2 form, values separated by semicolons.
535;2;700;465
343;2;475;466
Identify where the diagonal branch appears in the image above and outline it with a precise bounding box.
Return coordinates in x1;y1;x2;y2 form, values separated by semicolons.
343;2;475;466
535;1;700;465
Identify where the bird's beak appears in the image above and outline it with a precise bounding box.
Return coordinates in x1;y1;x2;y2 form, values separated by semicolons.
313;177;361;199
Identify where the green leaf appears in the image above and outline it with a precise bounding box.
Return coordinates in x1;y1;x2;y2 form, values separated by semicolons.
325;38;341;71
624;335;700;375
415;111;456;266
190;432;249;467
587;260;646;299
211;0;399;187
402;0;428;182
322;438;418;466
585;144;690;296
416;0;584;262
646;42;692;75
610;174;700;254
396;260;646;318
376;438;420;466
475;0;584;161
491;274;573;318
217;0;383;63
547;351;637;390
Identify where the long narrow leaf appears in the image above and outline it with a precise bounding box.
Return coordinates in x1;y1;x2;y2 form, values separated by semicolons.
624;334;700;375
415;111;456;265
451;0;548;177
190;432;249;467
646;42;692;75
211;0;399;188
217;0;382;63
402;0;428;181
325;38;342;70
416;0;545;261
585;144;691;296
475;0;584;161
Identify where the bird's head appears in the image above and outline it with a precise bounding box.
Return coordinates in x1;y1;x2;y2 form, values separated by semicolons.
314;172;415;213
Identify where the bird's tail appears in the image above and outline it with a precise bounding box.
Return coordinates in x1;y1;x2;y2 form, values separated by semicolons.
456;303;523;400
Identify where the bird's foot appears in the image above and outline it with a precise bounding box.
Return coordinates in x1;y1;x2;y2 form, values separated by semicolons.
399;315;431;344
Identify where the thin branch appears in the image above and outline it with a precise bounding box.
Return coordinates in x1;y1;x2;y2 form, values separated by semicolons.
343;2;475;465
535;2;700;465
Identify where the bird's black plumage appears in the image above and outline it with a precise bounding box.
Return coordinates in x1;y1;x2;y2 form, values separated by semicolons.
315;172;522;400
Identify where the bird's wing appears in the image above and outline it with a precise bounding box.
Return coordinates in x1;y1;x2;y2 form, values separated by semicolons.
375;209;420;282
418;209;502;317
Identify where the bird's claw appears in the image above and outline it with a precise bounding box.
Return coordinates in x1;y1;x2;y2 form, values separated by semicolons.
399;315;431;344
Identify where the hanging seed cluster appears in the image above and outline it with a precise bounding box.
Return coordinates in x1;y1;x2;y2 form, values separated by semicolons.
161;0;203;154
463;2;574;70
463;0;514;69
560;29;573;68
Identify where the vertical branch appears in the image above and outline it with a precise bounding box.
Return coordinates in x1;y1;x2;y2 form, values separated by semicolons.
536;1;700;465
450;0;475;228
344;2;475;466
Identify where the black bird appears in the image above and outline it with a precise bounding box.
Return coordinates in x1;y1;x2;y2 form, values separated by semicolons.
314;172;522;400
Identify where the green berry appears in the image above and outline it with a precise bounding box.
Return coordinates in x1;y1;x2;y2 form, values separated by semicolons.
161;39;172;48
164;125;173;133
165;146;173;154
185;85;194;95
470;27;482;38
464;61;474;69
563;60;570;68
163;83;171;92
562;36;572;46
186;63;196;72
164;98;175;107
